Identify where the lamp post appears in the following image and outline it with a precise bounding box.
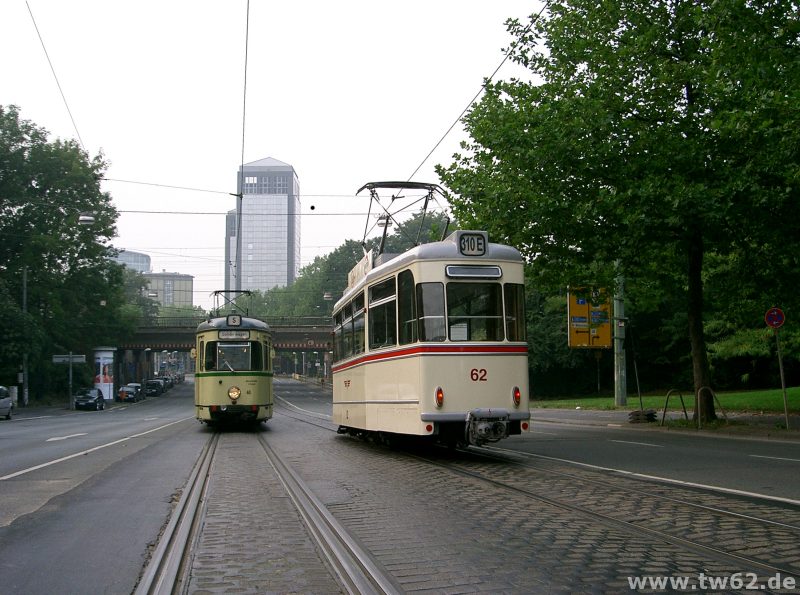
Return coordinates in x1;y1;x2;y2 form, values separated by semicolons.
20;212;96;407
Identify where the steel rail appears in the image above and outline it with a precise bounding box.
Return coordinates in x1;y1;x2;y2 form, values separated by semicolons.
411;450;800;581
134;433;219;595
256;434;401;595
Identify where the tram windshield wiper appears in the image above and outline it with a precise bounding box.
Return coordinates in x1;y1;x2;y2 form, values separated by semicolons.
221;359;234;372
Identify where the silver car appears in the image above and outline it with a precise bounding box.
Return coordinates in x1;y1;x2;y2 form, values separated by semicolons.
0;386;13;420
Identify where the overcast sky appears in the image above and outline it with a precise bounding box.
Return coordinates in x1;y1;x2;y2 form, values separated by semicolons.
2;1;537;309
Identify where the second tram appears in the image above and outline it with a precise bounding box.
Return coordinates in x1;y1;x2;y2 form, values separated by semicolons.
332;227;530;446
194;314;274;425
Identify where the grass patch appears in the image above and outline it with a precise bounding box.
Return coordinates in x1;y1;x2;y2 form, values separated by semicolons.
531;386;799;413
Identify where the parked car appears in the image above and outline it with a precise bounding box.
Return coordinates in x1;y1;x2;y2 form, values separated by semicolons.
117;386;139;403
145;380;163;396
0;386;13;420
74;388;105;411
126;383;143;398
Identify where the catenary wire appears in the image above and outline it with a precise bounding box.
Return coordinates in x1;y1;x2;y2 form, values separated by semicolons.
26;1;86;154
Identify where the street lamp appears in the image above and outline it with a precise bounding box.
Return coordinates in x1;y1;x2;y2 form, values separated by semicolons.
20;211;97;407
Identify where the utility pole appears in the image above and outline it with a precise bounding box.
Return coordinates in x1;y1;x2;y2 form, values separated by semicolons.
614;268;627;406
21;265;28;406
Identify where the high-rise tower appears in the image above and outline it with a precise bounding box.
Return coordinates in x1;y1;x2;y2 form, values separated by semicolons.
225;157;301;292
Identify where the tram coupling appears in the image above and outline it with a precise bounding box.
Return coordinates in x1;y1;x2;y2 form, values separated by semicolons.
465;409;510;446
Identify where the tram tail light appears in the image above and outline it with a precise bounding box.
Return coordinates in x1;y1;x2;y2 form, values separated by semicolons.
512;386;521;407
435;386;444;408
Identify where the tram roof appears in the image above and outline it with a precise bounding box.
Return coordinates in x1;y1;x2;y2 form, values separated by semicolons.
196;316;271;333
337;230;524;306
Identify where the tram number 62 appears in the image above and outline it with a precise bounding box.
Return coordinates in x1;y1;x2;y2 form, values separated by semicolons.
470;368;487;382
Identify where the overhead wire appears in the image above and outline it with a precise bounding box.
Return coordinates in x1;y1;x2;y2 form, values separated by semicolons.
234;0;251;290
25;1;86;154
405;5;545;183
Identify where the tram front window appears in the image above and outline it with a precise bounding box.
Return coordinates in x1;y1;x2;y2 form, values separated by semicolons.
446;283;504;341
206;342;261;371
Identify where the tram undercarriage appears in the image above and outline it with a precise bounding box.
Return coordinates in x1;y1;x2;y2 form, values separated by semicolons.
337;410;523;448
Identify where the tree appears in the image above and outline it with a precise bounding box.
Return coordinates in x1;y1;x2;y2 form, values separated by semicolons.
438;0;800;420
0;105;121;397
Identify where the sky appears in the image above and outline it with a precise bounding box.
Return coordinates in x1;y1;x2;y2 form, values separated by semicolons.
2;1;537;310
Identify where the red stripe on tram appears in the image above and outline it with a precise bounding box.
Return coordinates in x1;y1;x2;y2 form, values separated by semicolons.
331;344;528;373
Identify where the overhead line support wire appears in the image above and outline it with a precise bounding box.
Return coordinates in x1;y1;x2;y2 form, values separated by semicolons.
26;1;86;153
405;5;546;184
235;0;251;292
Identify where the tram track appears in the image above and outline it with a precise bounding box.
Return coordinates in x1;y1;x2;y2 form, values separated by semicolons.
410;448;800;581
135;433;219;595
277;401;800;584
134;427;399;595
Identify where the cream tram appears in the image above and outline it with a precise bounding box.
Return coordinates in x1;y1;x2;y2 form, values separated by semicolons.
195;313;274;425
332;216;530;446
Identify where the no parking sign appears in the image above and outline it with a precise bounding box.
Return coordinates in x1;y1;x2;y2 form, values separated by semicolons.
765;307;785;329
764;307;790;429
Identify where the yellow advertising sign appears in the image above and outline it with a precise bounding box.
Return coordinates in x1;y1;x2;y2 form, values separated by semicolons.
568;287;612;349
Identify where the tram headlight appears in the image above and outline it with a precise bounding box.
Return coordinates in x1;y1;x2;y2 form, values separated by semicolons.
512;386;521;407
435;386;444;408
228;386;241;401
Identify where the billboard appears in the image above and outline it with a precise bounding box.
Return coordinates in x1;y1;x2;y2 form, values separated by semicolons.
568;287;612;349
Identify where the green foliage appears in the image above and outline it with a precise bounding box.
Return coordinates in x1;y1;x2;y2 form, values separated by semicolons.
0;105;131;396
437;0;800;397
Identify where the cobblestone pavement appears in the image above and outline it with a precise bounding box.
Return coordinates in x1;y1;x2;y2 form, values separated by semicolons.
179;409;799;594
184;430;343;595
268;412;798;593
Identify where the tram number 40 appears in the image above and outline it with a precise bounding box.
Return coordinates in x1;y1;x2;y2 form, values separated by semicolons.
470;368;488;382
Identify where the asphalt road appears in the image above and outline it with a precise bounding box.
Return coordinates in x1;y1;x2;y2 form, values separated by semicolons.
277;377;800;504
0;381;207;595
1;376;798;594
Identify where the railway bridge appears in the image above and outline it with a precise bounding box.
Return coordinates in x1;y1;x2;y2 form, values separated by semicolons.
117;316;333;383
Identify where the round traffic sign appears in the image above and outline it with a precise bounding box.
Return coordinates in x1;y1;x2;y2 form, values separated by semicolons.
765;307;785;329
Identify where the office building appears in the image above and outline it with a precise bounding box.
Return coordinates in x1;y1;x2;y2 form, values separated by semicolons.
225;157;301;292
113;249;151;273
143;271;194;307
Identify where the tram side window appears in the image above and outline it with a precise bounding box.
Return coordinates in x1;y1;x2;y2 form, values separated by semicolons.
398;270;417;344
251;341;264;371
446;283;504;341
333;311;344;361
352;294;365;354
416;282;446;341
504;283;527;342
204;341;216;370
342;302;354;358
368;277;396;349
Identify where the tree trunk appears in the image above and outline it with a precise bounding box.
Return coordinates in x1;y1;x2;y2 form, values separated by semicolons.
687;231;716;422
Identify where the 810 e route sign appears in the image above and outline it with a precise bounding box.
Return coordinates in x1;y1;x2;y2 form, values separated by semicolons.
765;307;785;329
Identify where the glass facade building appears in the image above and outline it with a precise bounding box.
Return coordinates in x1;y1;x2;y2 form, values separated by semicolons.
143;271;194;307
113;249;151;273
225;157;301;292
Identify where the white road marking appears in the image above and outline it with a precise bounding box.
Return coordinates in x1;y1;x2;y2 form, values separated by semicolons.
0;417;194;481
750;454;800;463
610;439;663;448
488;447;800;507
46;433;88;442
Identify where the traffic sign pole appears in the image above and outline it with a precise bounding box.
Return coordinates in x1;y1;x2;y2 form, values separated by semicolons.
765;308;789;430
